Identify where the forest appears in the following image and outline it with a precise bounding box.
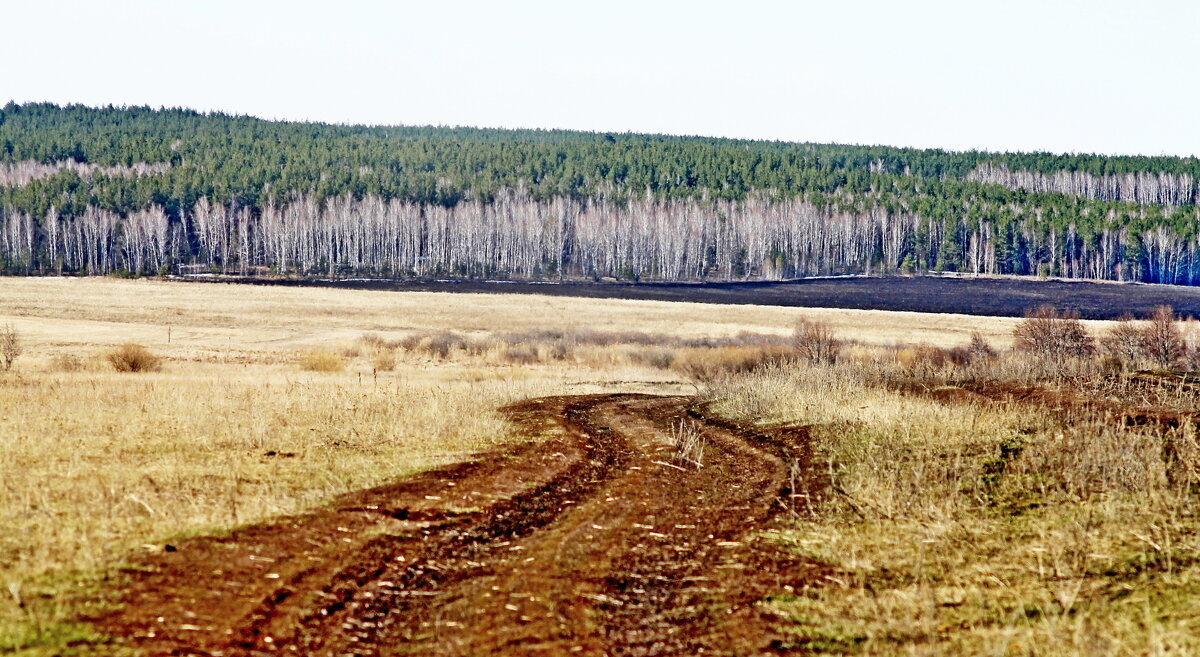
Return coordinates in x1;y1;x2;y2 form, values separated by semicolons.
2;101;1200;283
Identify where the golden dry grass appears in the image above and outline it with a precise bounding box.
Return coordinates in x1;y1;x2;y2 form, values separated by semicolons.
0;278;711;654
712;363;1200;656
0;277;1104;655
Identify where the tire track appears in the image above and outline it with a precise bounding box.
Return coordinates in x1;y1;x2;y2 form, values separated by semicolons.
96;394;826;656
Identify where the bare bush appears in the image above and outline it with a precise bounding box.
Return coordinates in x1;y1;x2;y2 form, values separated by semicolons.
1100;315;1146;363
359;332;388;350
297;350;345;372
793;319;841;365
1;324;21;371
1012;305;1094;358
502;344;539;364
107;343;163;372
1100;307;1188;369
1142;305;1186;369
627;346;676;370
966;332;997;361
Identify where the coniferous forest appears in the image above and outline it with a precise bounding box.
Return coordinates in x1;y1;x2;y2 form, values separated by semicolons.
2;102;1200;283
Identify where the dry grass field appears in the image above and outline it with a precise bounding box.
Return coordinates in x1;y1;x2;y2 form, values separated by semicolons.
711;361;1200;655
4;276;1189;656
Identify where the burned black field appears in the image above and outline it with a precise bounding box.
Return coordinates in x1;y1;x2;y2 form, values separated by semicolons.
224;275;1200;320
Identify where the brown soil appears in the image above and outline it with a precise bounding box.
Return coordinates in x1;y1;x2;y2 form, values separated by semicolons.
93;394;828;656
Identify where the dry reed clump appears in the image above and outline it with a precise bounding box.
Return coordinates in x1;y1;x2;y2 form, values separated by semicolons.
297;349;346;372
106;343;162;372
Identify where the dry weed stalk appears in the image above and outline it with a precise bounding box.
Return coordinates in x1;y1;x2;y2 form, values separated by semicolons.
668;419;704;468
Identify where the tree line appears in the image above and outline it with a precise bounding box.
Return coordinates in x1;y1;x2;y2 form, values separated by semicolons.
1;102;1199;284
5;188;1200;285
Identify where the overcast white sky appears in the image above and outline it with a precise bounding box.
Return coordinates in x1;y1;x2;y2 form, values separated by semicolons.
3;0;1197;156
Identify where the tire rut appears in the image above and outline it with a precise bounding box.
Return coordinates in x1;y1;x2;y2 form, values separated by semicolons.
96;394;826;656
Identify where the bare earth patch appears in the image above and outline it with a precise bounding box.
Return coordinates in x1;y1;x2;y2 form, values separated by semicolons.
94;394;827;656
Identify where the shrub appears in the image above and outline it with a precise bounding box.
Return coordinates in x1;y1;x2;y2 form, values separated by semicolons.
107;343;163;372
359;332;387;350
502;345;539;364
1142;305;1186;369
1100;307;1188;369
945;332;998;368
793;319;841;365
966;332;997;361
297;350;345;372
628;346;677;370
1100;315;1146;362
1013;305;1094;358
0;324;21;372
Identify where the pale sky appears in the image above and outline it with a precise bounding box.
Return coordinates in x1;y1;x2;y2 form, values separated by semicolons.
3;0;1198;157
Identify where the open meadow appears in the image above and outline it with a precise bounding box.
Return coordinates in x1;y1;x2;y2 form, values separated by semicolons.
3;277;1199;655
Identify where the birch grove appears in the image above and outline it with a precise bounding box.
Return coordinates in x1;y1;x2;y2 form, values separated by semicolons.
968;163;1200;207
2;188;1200;284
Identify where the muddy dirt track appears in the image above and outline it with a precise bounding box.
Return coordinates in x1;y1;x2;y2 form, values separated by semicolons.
97;394;827;656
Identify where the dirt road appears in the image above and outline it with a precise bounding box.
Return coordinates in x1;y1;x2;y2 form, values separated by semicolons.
97;394;826;656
